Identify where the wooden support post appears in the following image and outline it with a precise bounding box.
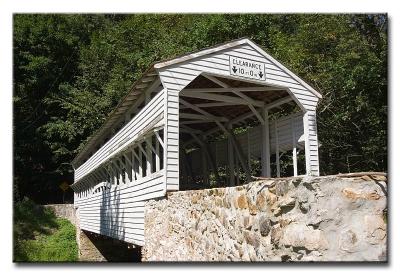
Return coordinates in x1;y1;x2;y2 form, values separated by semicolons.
106;165;112;185
145;137;152;175
111;163;116;185
275;121;280;177
123;157;129;184
109;162;115;185
133;147;138;181
303;111;311;175
99;168;108;183
155;136;160;172
138;147;143;178
262;109;271;177
116;159;123;184
291;118;298;176
123;152;133;183
138;143;148;177
133;148;141;180
303;110;319;176
117;158;124;184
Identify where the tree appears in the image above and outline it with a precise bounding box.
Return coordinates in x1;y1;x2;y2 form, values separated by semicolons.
13;14;387;203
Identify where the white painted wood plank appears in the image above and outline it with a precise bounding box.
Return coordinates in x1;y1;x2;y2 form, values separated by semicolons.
75;91;165;181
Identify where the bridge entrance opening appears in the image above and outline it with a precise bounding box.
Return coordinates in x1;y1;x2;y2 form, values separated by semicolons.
178;73;306;190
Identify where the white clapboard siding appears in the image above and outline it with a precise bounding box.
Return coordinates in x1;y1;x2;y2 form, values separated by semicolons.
269;113;304;152
75;171;164;246
212;113;304;166
75;90;165;183
75;171;164;206
158;42;320;189
304;110;320;175
78;206;151;245
188;113;304;170
163;45;318;110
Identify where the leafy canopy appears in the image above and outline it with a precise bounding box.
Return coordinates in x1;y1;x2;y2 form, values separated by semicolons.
13;14;387;203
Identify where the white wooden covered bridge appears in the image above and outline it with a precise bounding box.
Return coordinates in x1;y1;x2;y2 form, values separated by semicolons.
71;38;321;246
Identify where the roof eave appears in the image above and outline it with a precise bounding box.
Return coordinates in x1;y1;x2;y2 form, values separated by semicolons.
71;65;159;167
154;38;249;70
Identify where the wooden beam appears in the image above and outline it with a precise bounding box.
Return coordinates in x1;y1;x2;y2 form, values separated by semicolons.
138;148;143;178
226;87;264;123
146;137;158;156
179;127;203;134
138;142;149;177
137;143;147;159
118;159;124;184
111;160;119;184
182;94;293;149
180;92;264;107
180;120;215;125
265;96;293;110
155;130;165;149
180;112;228;122
202;74;229;88
155;136;160;172
105;164;113;184
179;102;237;109
231;90;264;108
182;87;282;93
123;152;133;167
122;154;130;183
145;137;152;176
180;98;229;123
248;104;264;124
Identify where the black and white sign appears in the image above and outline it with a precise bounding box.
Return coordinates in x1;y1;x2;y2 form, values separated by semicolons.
229;56;266;81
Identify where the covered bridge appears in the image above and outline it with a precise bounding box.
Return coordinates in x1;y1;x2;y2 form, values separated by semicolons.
71;38;321;246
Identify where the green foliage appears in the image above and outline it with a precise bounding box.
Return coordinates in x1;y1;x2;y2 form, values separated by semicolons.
14;198;78;262
13;14;387;201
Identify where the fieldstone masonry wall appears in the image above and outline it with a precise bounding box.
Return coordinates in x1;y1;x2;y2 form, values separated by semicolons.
143;175;387;262
43;204;76;225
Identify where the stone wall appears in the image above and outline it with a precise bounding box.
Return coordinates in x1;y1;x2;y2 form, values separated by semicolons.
143;175;387;262
43;203;76;225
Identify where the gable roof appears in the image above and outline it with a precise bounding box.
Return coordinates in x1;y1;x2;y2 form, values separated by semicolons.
72;38;322;167
154;38;322;98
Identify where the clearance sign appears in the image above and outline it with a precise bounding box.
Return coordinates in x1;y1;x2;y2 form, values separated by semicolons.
229;56;266;81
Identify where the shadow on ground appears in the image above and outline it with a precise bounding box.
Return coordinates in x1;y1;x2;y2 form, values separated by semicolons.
84;231;142;262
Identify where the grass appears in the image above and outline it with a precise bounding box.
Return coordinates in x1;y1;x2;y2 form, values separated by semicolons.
13;198;78;262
